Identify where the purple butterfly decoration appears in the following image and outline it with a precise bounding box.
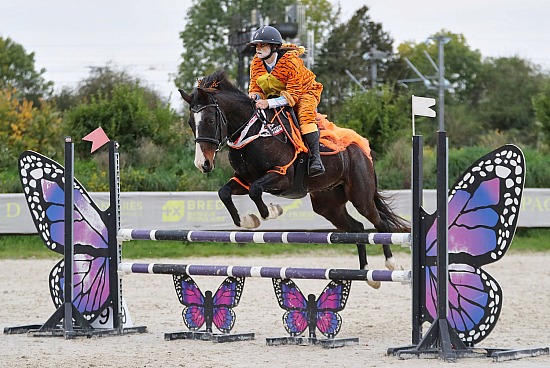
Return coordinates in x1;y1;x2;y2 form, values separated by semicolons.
272;278;351;338
18;151;111;323
423;145;524;345
173;275;245;333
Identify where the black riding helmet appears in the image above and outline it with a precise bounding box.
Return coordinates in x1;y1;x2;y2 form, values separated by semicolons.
248;25;283;46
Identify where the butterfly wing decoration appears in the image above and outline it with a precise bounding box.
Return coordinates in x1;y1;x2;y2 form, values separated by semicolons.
173;274;206;330
211;276;245;333
315;279;351;338
272;278;351;338
18;151;111;323
423;145;525;345
173;275;244;333
272;278;309;336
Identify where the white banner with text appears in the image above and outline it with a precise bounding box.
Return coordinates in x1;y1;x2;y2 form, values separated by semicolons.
1;189;549;234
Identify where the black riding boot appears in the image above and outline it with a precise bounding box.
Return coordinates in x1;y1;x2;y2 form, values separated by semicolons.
303;131;325;177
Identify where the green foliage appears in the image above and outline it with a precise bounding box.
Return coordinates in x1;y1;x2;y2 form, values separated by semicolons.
176;0;259;93
522;148;550;188
374;136;413;189
397;31;484;105
335;85;410;154
63;83;180;157
394;34;549;150
315;5;394;116
477;57;545;133
377;143;550;190
512;228;550;252
296;0;338;47
0;37;54;105
175;0;336;93
0;88;63;168
532;80;550;148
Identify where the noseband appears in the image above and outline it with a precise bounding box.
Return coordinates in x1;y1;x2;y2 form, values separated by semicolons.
191;95;228;152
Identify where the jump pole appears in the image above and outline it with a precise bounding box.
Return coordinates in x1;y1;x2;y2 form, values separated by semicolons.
118;229;410;246
119;262;411;283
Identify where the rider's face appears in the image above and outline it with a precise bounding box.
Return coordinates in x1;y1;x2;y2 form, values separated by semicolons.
255;43;271;58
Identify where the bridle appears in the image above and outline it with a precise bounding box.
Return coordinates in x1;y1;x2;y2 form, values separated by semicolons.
191;92;260;152
191;94;229;152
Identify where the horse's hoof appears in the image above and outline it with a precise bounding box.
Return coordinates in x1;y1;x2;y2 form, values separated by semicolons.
240;214;260;229
367;280;381;289
364;264;381;289
263;203;283;220
385;257;403;271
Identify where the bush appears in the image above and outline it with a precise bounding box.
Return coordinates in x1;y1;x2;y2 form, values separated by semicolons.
336;85;410;155
0;88;63;168
377;142;550;190
63;83;181;158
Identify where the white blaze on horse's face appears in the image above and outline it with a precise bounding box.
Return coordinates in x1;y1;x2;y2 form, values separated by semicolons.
193;110;216;173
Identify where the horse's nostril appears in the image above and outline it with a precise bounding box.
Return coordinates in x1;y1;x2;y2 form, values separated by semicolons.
202;160;211;171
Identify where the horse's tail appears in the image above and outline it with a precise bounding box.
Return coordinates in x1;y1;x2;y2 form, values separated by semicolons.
373;191;411;233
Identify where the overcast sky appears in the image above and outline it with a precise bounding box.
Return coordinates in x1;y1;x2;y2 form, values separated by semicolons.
1;0;548;107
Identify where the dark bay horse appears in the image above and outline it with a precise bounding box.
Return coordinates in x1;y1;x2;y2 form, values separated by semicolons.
179;70;409;288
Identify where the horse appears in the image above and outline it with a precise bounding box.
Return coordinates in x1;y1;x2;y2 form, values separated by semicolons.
178;70;409;288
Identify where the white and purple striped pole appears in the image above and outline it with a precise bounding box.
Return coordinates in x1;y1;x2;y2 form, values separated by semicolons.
119;262;411;284
118;229;411;247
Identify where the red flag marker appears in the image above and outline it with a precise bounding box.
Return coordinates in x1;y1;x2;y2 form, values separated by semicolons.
82;127;110;153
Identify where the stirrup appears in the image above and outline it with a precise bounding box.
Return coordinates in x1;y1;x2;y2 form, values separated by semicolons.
308;161;325;177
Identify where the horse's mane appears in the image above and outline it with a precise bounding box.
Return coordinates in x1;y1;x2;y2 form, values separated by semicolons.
197;70;243;97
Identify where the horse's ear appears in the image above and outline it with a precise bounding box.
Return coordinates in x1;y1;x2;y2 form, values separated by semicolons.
178;89;192;104
196;87;210;98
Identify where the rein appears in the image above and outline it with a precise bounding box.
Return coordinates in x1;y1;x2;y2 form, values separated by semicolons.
192;91;294;153
192;94;257;152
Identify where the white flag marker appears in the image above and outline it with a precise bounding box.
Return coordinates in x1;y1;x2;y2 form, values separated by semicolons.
411;95;436;135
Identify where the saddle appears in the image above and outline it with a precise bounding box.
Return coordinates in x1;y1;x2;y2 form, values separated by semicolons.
227;107;373;199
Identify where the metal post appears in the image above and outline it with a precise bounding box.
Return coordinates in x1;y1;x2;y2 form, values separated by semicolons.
436;36;449;131
108;141;123;332
63;137;74;336
436;131;449;321
411;135;424;344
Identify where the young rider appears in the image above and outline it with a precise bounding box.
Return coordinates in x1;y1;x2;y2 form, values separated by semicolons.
248;25;325;177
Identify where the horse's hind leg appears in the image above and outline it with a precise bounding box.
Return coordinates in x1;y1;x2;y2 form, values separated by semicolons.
345;150;403;271
310;189;381;289
348;189;403;271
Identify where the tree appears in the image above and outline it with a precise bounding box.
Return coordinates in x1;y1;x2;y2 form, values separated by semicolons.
175;0;335;94
532;81;550;148
63;80;180;157
315;6;394;117
54;64;166;111
476;57;546;133
0;37;53;105
0;88;62;166
295;0;339;48
396;31;484;106
335;85;409;154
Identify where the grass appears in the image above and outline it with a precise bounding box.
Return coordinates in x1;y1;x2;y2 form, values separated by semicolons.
1;229;549;259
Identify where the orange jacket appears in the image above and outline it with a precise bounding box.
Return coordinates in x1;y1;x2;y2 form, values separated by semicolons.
249;45;323;107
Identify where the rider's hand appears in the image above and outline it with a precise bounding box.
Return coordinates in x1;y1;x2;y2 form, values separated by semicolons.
248;93;259;100
255;99;269;109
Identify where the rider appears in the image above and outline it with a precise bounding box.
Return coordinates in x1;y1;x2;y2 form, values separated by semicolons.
248;25;325;177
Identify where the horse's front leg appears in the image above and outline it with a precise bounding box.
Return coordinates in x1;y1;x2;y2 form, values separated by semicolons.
218;180;260;229
248;172;290;222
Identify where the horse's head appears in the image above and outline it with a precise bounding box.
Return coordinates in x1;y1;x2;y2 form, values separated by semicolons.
179;86;227;173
